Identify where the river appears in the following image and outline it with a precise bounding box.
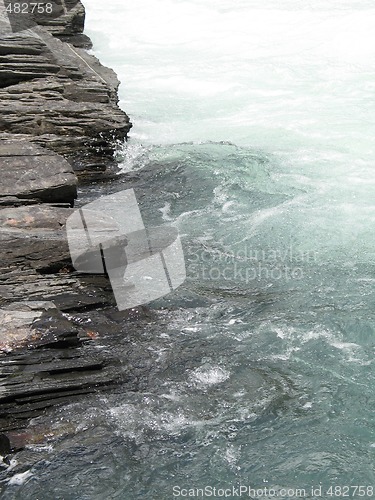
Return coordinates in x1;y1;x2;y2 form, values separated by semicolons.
3;0;375;498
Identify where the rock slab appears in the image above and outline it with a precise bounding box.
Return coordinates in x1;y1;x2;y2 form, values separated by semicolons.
0;140;77;204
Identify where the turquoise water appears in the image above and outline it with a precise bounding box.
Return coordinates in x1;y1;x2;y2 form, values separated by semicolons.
3;0;375;498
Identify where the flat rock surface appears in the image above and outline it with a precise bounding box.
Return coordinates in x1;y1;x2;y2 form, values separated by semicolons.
0;140;77;204
0;204;115;309
0;301;57;352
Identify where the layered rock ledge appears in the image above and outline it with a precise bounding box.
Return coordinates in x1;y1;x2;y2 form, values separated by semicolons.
0;1;133;450
0;1;131;167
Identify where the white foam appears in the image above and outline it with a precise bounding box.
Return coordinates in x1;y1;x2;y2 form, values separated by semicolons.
83;0;375;271
190;366;230;386
7;470;33;486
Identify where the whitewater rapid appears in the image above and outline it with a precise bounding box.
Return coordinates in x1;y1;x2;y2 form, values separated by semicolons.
3;1;375;497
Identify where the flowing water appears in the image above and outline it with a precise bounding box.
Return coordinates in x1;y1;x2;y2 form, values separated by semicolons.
3;0;375;498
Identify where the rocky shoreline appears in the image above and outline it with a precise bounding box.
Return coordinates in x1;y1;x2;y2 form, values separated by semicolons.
0;1;134;453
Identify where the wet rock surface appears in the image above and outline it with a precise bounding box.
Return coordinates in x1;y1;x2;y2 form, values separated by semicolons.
0;1;134;447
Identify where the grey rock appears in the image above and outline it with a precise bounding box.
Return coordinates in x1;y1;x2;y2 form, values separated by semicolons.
0;301;57;353
0;28;131;156
0;33;51;87
0;204;74;274
35;0;86;40
0;269;115;311
0;0;134;440
0;140;77;204
0;204;116;309
0;0;86;47
0;302;123;435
